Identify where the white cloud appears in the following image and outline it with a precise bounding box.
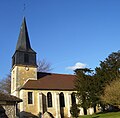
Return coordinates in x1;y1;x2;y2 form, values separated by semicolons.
66;62;87;70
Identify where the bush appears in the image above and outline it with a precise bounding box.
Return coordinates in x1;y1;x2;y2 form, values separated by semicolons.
70;104;80;118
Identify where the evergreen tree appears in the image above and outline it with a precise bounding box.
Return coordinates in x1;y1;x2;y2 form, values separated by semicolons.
95;51;120;95
95;51;120;110
75;68;98;114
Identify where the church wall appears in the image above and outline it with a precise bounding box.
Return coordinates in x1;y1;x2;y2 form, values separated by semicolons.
87;107;94;115
19;90;39;116
17;66;37;86
11;66;37;96
11;66;17;96
19;89;77;118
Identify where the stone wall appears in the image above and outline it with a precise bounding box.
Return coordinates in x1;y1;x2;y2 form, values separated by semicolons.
11;66;37;96
2;104;16;118
19;90;77;118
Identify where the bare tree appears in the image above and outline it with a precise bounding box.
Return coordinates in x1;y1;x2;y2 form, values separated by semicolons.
37;59;52;72
0;74;11;94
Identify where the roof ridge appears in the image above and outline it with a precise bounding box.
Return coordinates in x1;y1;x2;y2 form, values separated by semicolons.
37;71;75;76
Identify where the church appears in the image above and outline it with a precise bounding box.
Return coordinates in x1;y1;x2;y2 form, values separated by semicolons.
11;17;94;118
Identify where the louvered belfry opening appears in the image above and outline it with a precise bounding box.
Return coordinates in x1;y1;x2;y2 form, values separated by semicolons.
12;17;37;67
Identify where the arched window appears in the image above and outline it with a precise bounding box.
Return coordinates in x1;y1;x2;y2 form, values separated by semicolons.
59;92;65;107
47;92;52;107
71;92;76;105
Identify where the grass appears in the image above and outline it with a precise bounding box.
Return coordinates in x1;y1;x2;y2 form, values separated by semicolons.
79;112;120;118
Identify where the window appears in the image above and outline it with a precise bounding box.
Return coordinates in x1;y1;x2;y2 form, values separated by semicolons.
47;92;52;107
24;53;29;63
71;92;76;105
28;92;33;104
59;92;65;107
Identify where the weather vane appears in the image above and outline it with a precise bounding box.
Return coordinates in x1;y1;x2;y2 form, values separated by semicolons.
23;3;26;12
23;1;26;14
23;0;30;16
23;0;27;16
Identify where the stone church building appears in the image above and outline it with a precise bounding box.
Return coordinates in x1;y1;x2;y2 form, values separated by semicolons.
11;18;94;118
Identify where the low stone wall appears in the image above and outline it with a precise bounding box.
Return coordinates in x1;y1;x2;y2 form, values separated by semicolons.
2;104;16;118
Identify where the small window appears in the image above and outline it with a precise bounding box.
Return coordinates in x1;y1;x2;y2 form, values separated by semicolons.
28;92;33;104
24;53;29;63
47;92;52;107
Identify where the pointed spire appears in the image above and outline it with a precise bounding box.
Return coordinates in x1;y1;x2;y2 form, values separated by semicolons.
12;17;37;68
16;17;35;52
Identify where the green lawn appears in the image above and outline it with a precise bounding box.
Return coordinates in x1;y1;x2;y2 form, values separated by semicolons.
80;112;120;118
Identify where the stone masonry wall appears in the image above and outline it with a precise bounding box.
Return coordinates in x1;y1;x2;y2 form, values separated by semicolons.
2;104;16;118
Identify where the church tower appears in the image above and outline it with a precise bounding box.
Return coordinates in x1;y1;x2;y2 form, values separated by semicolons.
11;17;37;96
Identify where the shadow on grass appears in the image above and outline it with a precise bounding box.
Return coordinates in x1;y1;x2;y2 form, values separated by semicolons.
92;116;99;118
92;110;120;118
95;111;120;115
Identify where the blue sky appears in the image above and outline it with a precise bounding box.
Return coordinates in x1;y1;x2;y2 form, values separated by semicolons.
0;0;120;79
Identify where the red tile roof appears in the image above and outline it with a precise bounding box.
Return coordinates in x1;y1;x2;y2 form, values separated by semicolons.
22;72;76;90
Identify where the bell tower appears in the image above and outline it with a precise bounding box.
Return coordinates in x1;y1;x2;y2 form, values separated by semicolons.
11;17;37;96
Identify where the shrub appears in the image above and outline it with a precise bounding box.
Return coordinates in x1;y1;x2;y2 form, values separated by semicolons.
70;104;80;118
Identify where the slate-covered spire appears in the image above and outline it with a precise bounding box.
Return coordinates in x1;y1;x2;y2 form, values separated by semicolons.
12;17;37;67
16;17;35;52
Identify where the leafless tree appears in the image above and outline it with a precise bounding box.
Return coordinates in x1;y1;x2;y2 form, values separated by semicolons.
0;74;11;94
37;59;52;72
